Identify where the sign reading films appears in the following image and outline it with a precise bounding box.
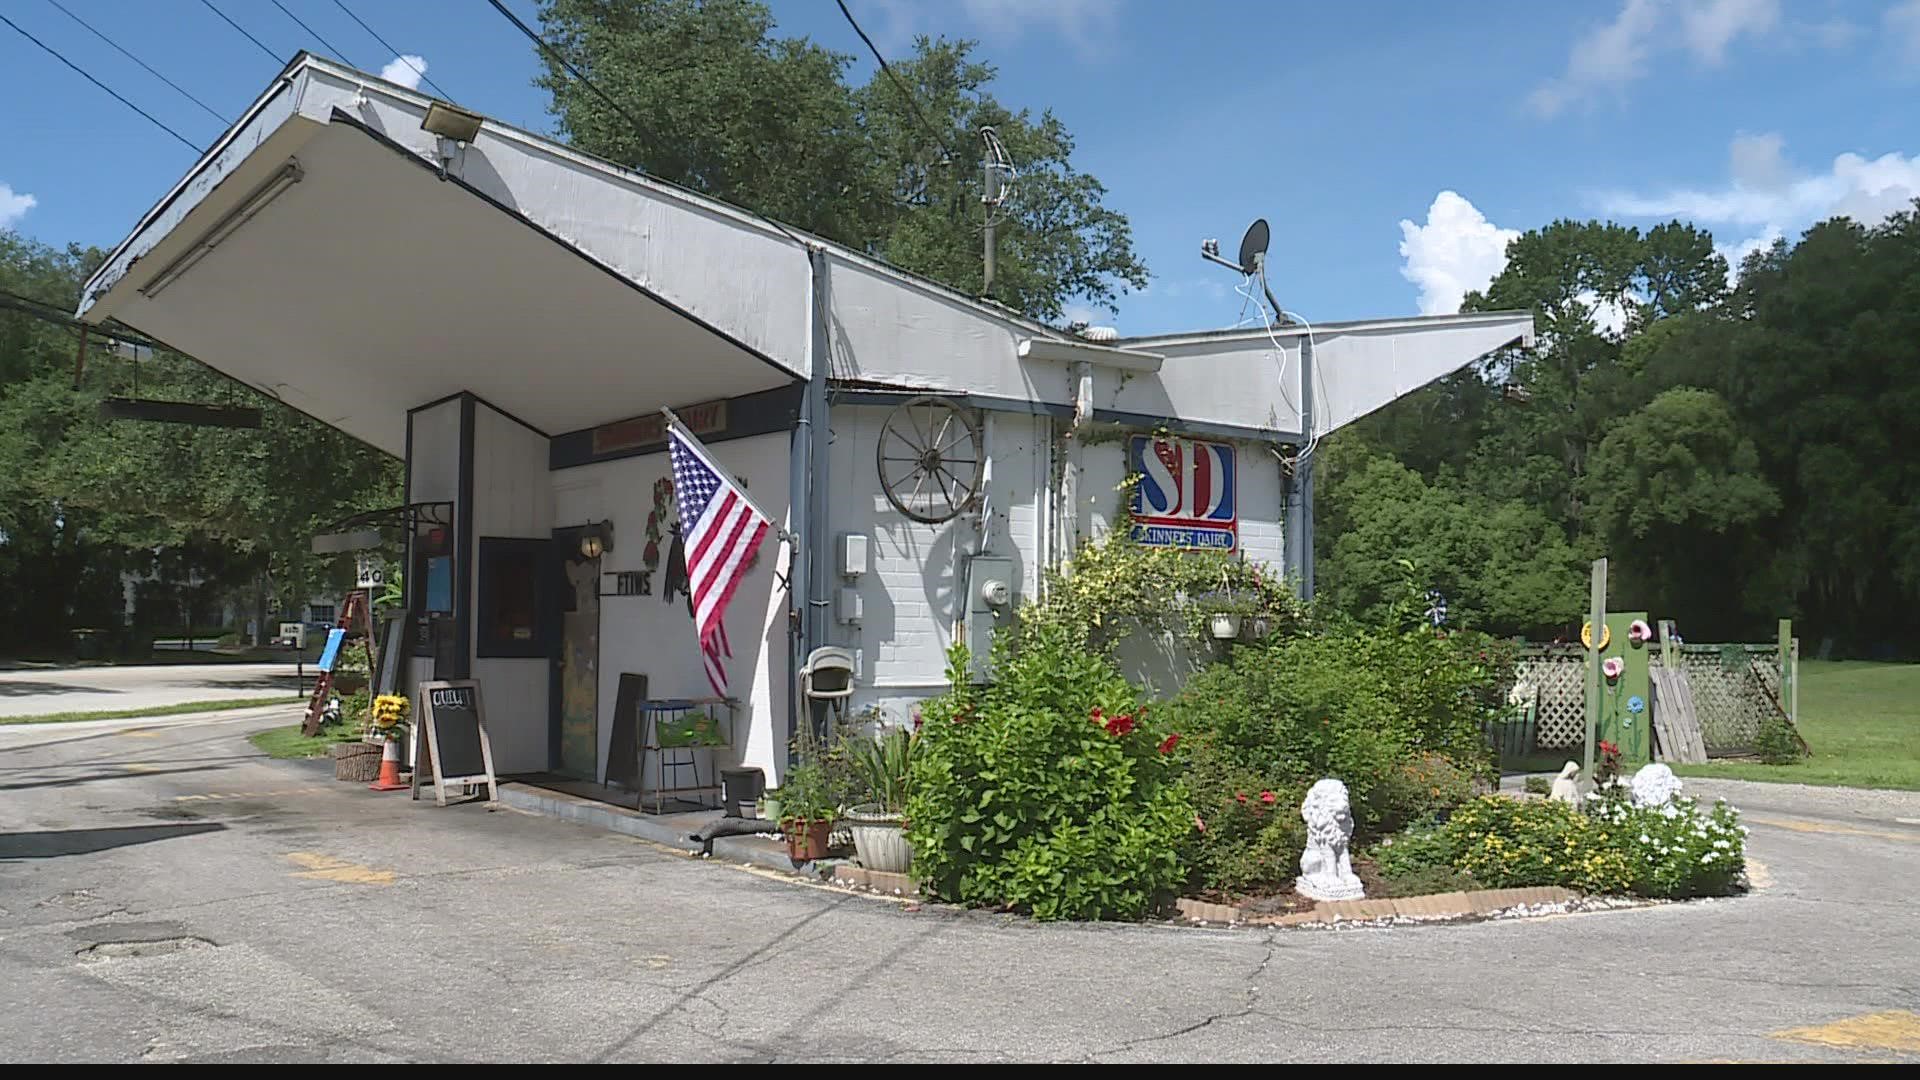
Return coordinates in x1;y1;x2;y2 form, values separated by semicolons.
1127;434;1238;550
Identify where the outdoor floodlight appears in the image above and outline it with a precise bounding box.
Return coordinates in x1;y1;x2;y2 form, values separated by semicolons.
421;102;484;144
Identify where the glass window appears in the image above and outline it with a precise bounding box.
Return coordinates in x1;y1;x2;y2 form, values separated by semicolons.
477;538;549;658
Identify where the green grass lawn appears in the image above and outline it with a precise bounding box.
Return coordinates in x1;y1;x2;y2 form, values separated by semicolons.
249;723;366;760
0;696;301;726
1672;660;1920;791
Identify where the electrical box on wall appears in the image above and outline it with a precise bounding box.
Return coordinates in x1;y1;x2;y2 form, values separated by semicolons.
965;556;1018;680
837;533;869;578
836;586;864;626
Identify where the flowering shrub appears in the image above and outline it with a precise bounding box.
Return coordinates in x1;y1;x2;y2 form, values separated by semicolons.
1587;790;1748;898
906;627;1191;921
1180;744;1306;891
1442;797;1635;894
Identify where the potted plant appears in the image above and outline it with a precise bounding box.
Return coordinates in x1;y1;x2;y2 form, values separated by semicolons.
1195;590;1257;640
364;693;412;791
776;758;836;864
843;726;915;874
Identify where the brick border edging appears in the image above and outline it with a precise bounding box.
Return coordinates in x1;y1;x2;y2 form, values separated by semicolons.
1174;885;1579;927
830;864;920;897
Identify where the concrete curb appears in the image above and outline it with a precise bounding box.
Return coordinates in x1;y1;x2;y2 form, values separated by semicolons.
1176;885;1580;928
496;782;799;876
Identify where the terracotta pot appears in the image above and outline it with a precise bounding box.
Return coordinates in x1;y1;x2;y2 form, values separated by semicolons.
782;818;833;863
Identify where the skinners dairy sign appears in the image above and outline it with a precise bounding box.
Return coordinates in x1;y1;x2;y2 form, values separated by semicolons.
1128;435;1238;550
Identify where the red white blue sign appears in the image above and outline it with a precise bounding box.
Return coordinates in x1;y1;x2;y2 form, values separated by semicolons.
1128;435;1238;550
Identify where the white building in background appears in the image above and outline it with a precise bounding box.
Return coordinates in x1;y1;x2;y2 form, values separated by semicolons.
79;55;1531;795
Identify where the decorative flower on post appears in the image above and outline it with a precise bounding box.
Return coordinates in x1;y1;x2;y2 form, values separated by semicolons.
1627;695;1645;715
1602;656;1625;681
1628;619;1654;646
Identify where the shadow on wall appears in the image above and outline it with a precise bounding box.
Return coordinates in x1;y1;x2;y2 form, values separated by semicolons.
0;821;226;860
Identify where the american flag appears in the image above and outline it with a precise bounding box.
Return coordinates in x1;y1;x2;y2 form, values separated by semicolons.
667;420;772;697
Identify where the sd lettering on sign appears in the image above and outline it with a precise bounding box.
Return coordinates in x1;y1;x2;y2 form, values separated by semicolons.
1127;435;1238;551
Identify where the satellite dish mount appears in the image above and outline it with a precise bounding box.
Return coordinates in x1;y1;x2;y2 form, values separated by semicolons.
1200;218;1289;327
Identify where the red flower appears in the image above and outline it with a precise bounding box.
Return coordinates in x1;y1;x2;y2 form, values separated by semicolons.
1235;792;1248;804
1090;706;1105;725
1599;740;1620;755
1157;733;1181;755
1260;790;1276;804
1103;713;1136;737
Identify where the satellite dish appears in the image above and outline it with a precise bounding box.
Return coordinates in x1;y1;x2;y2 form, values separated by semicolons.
1237;218;1271;274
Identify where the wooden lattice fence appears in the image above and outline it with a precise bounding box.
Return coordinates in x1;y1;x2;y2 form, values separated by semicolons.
1508;643;1782;758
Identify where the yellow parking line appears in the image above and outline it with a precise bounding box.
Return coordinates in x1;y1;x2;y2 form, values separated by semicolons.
120;729;160;738
1747;814;1920;845
285;852;395;886
1772;1010;1920;1053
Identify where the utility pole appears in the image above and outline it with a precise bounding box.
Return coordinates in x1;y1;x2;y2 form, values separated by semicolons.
981;128;1001;297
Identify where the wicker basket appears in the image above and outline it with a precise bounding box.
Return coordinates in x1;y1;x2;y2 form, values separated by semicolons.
332;741;383;782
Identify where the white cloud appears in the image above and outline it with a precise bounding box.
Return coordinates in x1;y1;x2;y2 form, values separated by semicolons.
1599;133;1920;274
1529;0;1781;116
1397;191;1519;316
0;183;35;230
1576;290;1632;336
379;54;429;91
1681;0;1779;65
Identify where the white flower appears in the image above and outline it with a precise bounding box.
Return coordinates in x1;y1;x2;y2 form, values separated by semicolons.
1713;839;1730;849
1702;852;1716;864
1639;833;1652;844
1739;825;1751;835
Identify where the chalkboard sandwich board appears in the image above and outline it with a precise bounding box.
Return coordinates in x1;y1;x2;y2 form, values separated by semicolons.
413;679;499;807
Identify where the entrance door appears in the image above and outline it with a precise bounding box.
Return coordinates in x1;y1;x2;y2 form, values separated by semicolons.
557;553;600;779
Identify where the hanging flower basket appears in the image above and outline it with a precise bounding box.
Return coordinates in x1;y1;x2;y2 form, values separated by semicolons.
1209;612;1242;640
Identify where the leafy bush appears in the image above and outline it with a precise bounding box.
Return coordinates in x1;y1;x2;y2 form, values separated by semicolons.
1181;744;1306;892
1369;753;1483;834
1588;790;1747;898
906;628;1191;921
1169;620;1500;836
1754;716;1802;765
1013;535;1311;659
1368;821;1457;880
845;724;914;813
1375;864;1479;898
1442;797;1635;894
1523;775;1551;796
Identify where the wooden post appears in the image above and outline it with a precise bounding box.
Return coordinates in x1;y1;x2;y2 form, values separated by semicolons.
1585;558;1607;780
1658;619;1677;668
1777;618;1793;726
1790;636;1800;728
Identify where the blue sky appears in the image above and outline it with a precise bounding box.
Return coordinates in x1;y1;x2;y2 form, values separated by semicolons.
2;0;1917;335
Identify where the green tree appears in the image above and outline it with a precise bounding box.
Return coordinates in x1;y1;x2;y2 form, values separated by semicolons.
1583;387;1779;633
1315;439;1585;637
532;0;1147;320
0;231;398;651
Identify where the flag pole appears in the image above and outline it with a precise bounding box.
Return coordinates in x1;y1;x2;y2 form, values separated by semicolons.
661;407;792;543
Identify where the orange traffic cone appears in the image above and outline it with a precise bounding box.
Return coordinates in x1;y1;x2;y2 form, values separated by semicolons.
368;738;408;791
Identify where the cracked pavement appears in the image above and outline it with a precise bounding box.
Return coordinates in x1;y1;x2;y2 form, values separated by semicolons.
2;707;1917;1063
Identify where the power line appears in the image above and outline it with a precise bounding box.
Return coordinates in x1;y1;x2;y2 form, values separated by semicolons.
45;0;229;124
483;0;806;246
834;0;955;165
0;11;201;154
200;0;282;65
270;0;355;67
330;0;453;100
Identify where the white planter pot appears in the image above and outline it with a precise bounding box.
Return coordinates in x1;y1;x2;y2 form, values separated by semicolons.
844;804;913;874
1209;613;1243;640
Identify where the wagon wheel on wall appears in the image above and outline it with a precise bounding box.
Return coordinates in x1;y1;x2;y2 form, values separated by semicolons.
876;396;984;524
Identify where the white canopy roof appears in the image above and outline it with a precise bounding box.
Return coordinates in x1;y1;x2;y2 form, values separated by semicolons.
81;55;1533;452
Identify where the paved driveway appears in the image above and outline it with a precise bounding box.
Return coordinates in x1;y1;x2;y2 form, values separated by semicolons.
1;709;1916;1062
0;663;305;717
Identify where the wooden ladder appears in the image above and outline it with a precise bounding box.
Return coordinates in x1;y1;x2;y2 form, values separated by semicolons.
300;589;378;736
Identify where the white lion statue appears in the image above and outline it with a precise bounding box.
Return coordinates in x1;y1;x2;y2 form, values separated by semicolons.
1295;778;1365;901
1630;763;1684;812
